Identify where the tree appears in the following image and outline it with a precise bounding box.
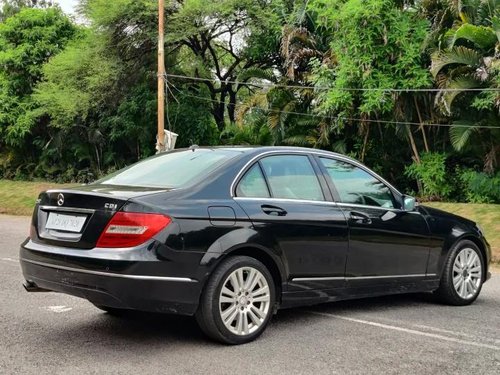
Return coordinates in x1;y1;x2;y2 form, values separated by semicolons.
79;0;281;131
430;0;500;173
0;0;53;22
26;0;220;176
309;0;432;164
166;0;283;130
234;2;333;148
0;7;75;155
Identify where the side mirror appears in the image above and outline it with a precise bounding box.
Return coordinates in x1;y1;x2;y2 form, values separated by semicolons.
403;195;416;211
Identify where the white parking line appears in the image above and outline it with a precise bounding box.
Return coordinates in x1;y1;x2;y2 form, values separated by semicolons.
411;323;500;345
1;257;19;262
42;306;73;313
367;315;500;345
0;257;19;266
308;311;500;351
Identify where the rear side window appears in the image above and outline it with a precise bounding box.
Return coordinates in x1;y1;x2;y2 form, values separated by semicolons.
260;155;324;201
97;149;240;188
320;157;395;208
236;164;270;198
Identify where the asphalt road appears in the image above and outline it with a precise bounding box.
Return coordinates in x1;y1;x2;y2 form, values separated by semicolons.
1;215;499;375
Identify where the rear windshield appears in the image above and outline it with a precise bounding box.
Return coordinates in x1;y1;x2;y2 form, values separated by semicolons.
96;149;242;188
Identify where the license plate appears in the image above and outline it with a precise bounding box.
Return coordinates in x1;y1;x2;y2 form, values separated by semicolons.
45;213;87;233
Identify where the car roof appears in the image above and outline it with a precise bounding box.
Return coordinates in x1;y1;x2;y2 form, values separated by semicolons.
181;145;358;163
193;145;402;197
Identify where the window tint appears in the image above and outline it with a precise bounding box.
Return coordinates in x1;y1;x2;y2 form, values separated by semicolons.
236;164;270;198
260;155;324;201
97;149;240;188
320;158;395;208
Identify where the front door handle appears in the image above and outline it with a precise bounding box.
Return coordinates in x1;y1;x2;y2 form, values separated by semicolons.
261;205;287;216
350;211;372;224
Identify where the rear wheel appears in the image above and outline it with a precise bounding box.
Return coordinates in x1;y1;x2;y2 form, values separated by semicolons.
435;240;484;306
196;256;275;344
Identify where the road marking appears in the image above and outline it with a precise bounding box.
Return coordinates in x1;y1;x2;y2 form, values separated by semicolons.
308;311;500;351
1;257;19;263
368;316;500;346
43;306;73;313
0;257;19;266
411;323;500;345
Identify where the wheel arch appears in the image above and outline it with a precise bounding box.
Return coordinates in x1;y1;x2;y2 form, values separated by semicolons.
226;246;284;299
200;243;286;307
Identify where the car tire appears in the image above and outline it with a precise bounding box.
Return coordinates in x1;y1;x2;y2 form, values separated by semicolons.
195;256;276;345
435;240;484;306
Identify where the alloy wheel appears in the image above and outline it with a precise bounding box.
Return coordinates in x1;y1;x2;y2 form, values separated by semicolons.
452;248;482;299
218;267;271;336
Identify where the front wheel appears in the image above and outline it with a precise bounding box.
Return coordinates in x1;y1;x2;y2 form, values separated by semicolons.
196;256;276;344
435;240;484;306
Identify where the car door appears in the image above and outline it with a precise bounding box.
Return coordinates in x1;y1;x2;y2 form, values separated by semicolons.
316;156;431;286
233;153;349;290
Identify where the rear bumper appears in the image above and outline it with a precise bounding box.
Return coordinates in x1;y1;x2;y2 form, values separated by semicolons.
20;240;204;316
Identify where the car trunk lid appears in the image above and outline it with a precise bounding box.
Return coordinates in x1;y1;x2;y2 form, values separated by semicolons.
32;185;170;249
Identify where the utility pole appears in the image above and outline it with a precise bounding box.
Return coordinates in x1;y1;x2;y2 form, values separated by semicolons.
156;0;165;153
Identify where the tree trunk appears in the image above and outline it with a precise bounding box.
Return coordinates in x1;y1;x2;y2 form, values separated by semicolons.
94;145;101;175
360;125;370;163
408;127;420;164
413;96;429;152
211;91;226;131
227;89;237;124
407;126;423;194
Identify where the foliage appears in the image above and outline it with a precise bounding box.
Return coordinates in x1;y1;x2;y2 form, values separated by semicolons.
0;7;75;97
459;169;500;203
311;0;431;116
308;0;436;174
430;0;500;173
0;0;53;22
220;122;273;146
405;152;453;200
0;0;498;200
0;6;76;178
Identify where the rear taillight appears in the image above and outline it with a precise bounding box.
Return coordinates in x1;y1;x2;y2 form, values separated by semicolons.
96;212;171;248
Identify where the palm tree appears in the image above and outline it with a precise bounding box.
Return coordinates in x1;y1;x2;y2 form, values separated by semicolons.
232;2;338;149
430;0;500;172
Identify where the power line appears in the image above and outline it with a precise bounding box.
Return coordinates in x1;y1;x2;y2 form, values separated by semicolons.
164;83;500;129
169;87;500;129
165;73;500;93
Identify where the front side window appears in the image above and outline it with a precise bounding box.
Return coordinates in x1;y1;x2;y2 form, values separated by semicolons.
259;155;324;201
320;158;395;208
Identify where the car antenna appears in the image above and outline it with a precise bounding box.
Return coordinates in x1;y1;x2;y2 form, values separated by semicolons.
189;144;199;152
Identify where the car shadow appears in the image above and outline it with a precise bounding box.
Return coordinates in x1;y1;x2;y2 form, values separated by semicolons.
35;292;439;353
271;292;438;326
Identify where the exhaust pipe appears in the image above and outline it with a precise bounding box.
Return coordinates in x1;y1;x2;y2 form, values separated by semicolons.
23;280;50;292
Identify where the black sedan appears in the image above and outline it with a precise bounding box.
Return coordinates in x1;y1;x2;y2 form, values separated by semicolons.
20;146;491;344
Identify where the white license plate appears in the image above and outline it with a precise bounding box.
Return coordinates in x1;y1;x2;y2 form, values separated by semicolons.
45;213;87;233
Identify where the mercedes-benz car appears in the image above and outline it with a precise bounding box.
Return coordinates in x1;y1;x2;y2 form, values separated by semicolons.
20;146;491;344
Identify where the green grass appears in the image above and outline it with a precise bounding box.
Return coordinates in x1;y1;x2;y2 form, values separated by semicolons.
424;202;500;263
0;180;71;216
0;179;498;263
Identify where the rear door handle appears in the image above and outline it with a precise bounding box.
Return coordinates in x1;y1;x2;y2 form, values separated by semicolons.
261;205;287;216
350;211;372;224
